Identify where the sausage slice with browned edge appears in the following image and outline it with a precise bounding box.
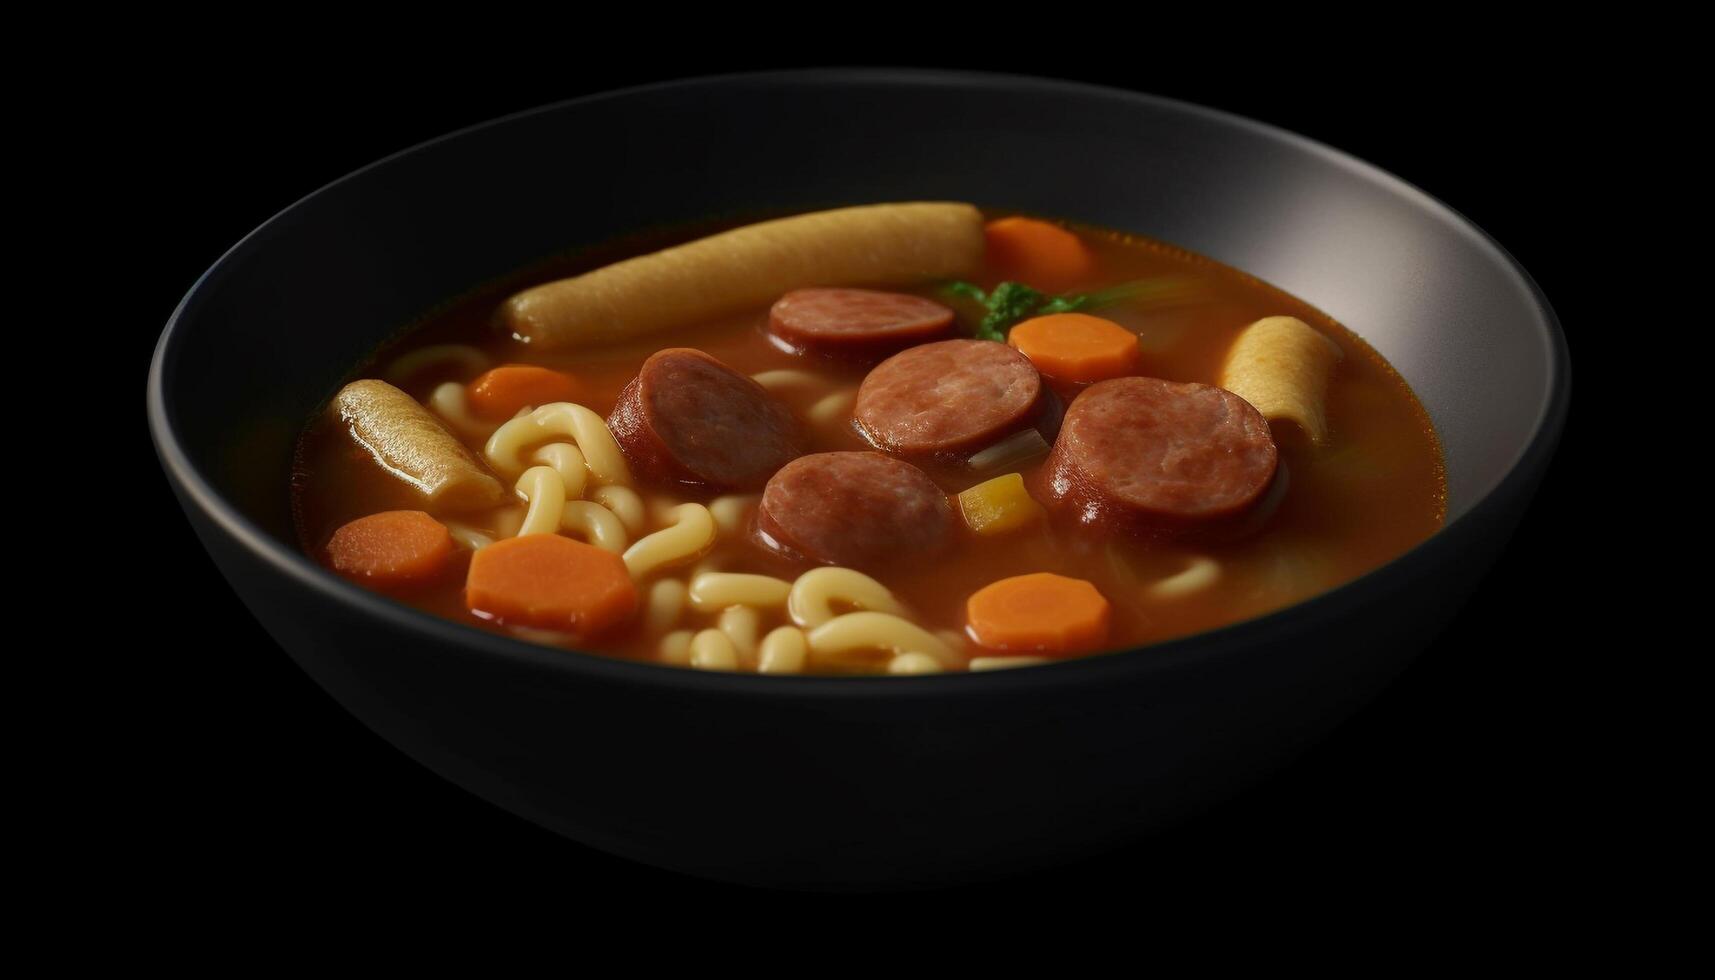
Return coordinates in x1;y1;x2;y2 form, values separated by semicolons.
854;339;1051;458
754;451;955;570
768;288;956;359
608;348;807;491
1035;377;1279;537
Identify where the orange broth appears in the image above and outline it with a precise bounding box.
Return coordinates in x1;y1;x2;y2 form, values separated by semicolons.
293;213;1445;672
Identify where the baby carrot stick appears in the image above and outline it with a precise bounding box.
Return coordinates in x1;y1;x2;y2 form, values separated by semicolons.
465;364;583;420
983;217;1096;293
965;572;1111;655
1008;313;1143;384
326;510;456;589
465;534;638;635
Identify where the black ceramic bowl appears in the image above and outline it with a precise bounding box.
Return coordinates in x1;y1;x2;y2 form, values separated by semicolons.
148;69;1567;890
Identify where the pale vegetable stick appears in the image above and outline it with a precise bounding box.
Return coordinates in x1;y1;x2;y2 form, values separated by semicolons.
1220;316;1344;446
333;380;505;510
502;202;985;349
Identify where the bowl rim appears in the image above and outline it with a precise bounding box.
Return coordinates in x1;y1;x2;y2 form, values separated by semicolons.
146;67;1570;698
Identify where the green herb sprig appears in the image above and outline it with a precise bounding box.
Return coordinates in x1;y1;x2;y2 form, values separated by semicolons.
942;278;1199;342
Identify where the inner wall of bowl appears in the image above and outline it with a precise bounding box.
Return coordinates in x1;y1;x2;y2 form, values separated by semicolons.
163;72;1553;542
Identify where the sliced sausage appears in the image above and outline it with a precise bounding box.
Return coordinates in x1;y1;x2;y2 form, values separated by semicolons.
853;339;1049;459
754;452;955;570
608;348;807;491
768;288;956;359
1035;377;1279;537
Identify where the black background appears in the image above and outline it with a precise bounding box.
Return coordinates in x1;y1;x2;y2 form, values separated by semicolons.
133;45;1592;915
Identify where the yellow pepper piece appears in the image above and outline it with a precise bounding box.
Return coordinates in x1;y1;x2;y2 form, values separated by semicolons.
957;473;1047;536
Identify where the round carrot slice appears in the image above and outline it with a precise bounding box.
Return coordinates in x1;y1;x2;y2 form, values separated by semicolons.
984;217;1096;293
466;364;583;420
326;510;455;589
1008;313;1143;384
965;572;1111;655
465;534;638;636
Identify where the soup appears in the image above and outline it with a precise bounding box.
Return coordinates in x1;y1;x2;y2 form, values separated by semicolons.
292;203;1444;674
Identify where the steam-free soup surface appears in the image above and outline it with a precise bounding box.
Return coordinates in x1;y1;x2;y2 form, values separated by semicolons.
294;209;1444;674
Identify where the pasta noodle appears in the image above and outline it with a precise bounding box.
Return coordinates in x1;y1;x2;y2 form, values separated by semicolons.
888;652;943;675
443;521;496;551
484;401;633;486
706;494;760;538
644;579;687;633
513;468;627;550
623;503;716;579
1148;555;1221;599
592;485;645;535
427;382;496;440
512;466;566;537
806;388;857;426
788;567;909;629
1220;315;1343;446
529;442;589;499
757;627;808;675
647;495;686;528
750;369;825;394
477;402;638;551
383;343;489;384
688;572;793;612
718;606;762;665
659;629;694;665
560;500;628;553
806;612;961;669
689;629;739;671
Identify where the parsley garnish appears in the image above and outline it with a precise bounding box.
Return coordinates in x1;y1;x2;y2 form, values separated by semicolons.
942;278;1199;341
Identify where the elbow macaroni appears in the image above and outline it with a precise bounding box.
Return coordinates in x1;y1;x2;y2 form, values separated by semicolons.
690;629;739;671
417;388;987;676
623;503;716;579
1148;555;1221;599
757;627;808;675
788;567;909;629
561;501;628;553
427;382;497;440
689;573;793;612
645;579;688;633
592;485;645;535
513;466;567;537
718;606;762;665
807;612;962;670
485;402;632;485
806;388;857;427
706;494;759;538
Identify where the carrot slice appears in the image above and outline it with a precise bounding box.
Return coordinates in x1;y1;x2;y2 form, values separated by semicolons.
465;534;638;635
983;217;1097;293
1008;313;1143;384
965;572;1111;655
465;364;583;420
326;510;455;589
